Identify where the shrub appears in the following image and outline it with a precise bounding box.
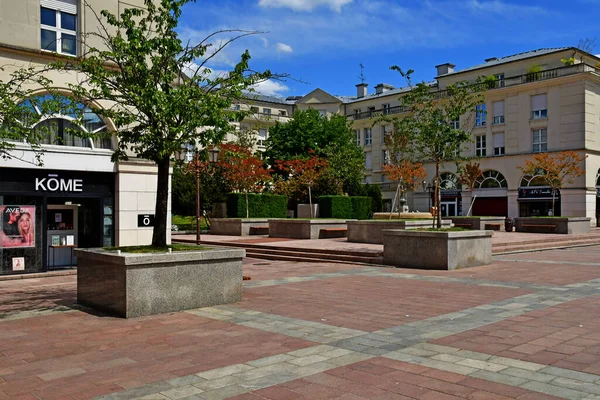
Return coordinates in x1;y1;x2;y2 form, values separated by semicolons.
319;196;353;219
226;193;287;218
348;184;383;213
351;197;372;220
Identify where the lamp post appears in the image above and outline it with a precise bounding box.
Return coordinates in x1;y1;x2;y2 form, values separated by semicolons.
175;145;219;245
421;180;434;211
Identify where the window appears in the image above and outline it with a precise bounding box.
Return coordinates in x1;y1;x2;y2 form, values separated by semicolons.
494;73;505;88
382;125;391;144
318;110;326;117
492;101;504;125
382;104;391;115
365;152;372;170
263;108;271;115
250;106;259;113
493;132;505;156
257;128;267;147
355;129;361;146
475;135;486;157
231;104;240;111
532;129;547;152
476;170;508;189
279;110;286;116
475;104;486;127
531;94;547;120
364;128;372;146
354;109;361;117
40;0;77;56
382;150;389;166
452;119;460;129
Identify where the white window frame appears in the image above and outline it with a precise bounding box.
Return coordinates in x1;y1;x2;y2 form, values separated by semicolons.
364;128;372;146
382;150;389;166
531;94;548;120
40;1;78;56
532;129;547;153
355;129;361;146
475;135;486;157
382;104;391;115
452;119;460;129
493;132;505;156
494;73;505;88
263;108;271;115
475;104;486;127
257;128;267;147
492;101;504;125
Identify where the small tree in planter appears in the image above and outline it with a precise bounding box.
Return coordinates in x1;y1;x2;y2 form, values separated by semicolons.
518;151;587;216
276;152;329;218
219;144;272;218
383;160;427;218
458;161;483;216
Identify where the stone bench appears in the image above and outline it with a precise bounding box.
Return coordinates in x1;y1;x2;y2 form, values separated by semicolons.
521;224;557;233
249;226;269;235
454;223;472;229
484;224;502;231
319;228;348;239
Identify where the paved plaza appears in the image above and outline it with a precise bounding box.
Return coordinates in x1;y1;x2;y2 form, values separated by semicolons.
3;247;600;399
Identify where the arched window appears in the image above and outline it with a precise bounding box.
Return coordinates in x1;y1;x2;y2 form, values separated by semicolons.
520;174;548;187
476;170;508;189
439;172;461;190
18;94;113;150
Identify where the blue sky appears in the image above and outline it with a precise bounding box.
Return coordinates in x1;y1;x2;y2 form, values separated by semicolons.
179;0;600;98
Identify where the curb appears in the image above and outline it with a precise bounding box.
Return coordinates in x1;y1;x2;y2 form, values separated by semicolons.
0;270;77;282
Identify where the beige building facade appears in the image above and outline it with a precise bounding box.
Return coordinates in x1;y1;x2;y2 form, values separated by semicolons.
0;0;171;275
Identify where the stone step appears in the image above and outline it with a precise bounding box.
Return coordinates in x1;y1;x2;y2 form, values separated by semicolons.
245;247;381;264
244;250;384;266
493;238;600;254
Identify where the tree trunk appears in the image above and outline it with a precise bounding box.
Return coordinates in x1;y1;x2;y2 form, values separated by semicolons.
308;185;313;219
152;155;171;247
396;183;402;219
245;191;249;218
435;161;441;229
551;189;556;216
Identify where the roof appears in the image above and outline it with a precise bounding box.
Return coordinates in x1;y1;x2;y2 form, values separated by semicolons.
241;92;295;105
338;81;438;104
443;47;570;77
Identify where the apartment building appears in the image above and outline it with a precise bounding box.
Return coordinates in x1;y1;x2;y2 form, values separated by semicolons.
0;0;170;275
244;47;600;224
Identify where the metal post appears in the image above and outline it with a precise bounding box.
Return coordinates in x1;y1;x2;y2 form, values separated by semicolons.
195;151;201;245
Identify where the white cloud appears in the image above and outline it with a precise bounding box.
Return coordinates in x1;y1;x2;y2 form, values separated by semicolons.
250;79;289;96
261;37;269;47
258;0;353;12
275;42;293;53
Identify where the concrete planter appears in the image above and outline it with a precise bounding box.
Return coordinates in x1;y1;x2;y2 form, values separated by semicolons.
297;204;319;219
445;217;506;231
347;220;452;244
75;247;245;318
383;230;492;270
268;219;353;239
210;218;269;236
514;217;591;234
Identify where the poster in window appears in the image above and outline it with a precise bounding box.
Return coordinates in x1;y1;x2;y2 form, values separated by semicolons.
12;257;25;271
0;205;35;248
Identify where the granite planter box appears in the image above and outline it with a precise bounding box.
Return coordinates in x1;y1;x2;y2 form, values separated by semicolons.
210;218;269;236
445;217;506;231
268;219;353;239
382;230;492;270
514;217;591;234
75;247;245;318
347;219;452;244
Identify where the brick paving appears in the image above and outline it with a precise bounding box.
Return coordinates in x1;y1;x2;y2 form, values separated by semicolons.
3;246;600;398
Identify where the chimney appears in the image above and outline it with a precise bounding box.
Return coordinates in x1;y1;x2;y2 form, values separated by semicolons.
485;57;499;62
374;83;394;95
435;63;456;76
356;83;368;98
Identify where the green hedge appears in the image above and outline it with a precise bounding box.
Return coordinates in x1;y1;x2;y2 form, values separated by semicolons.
318;196;353;219
351;196;372;220
226;193;287;218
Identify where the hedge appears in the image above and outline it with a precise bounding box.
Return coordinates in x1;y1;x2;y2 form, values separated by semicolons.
318;196;353;219
226;193;287;218
351;196;372;220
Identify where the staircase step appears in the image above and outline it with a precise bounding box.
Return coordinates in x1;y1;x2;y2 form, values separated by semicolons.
245;251;383;266
245;247;379;264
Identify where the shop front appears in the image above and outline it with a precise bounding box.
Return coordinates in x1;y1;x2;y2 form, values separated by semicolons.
0;168;114;275
518;187;561;217
440;189;462;217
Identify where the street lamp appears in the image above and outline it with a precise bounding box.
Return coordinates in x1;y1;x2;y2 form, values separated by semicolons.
175;145;219;245
422;180;434;211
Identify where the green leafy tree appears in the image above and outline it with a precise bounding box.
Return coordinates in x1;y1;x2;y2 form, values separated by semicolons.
384;67;485;227
53;0;274;245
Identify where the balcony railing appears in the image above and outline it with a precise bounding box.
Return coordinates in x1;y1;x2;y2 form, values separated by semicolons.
346;63;598;120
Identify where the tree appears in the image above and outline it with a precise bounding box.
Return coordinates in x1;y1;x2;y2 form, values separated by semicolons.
458;161;483;216
518;151;586;216
383;67;485;227
266;109;364;192
276;152;329;218
383;160;427;218
219;143;271;218
53;0;274;246
171;163;229;216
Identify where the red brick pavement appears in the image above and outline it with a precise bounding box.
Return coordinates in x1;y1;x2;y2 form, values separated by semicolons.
0;311;313;399
241;276;530;332
243;258;365;281
0;275;76;316
432;295;600;375
230;357;561;400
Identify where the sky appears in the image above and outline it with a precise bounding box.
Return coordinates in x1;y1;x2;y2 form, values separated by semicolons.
178;0;600;98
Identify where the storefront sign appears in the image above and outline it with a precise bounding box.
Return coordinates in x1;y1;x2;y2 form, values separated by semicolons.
441;190;461;197
518;188;560;199
35;174;83;192
138;214;155;227
0;205;35;248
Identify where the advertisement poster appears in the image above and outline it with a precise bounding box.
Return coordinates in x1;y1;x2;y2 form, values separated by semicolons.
0;205;35;248
12;257;25;271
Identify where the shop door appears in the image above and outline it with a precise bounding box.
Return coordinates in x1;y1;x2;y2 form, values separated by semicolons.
441;201;457;217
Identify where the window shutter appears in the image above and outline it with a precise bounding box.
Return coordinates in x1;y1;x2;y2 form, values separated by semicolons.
493;101;504;117
531;94;547;111
40;0;77;14
493;132;504;147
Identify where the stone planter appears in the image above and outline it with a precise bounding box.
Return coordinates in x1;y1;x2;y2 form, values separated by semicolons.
210;218;269;236
514;217;591;234
297;204;319;219
373;212;433;219
347;220;452;244
445;217;506;231
75;247;245;318
268;219;353;239
383;230;492;270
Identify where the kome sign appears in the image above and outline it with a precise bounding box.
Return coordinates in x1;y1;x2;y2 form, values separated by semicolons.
35;174;83;192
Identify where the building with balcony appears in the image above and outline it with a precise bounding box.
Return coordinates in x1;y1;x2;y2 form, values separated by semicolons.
0;0;171;276
244;47;600;224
